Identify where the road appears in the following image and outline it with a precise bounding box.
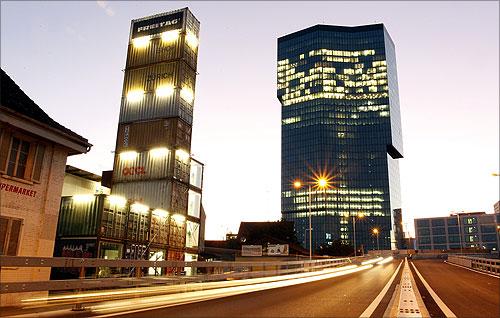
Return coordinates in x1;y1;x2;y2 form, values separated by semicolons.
93;261;401;318
410;259;500;318
5;258;499;318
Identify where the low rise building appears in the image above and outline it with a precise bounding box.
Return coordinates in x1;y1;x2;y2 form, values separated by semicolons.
0;69;91;306
414;211;500;251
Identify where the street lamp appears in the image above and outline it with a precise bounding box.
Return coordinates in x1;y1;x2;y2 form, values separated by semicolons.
372;228;380;252
352;212;365;257
293;177;330;260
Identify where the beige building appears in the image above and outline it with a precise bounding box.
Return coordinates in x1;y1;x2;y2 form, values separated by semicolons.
62;165;110;197
0;69;91;306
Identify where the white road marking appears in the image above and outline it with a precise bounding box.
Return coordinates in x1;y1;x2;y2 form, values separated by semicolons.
444;261;500;279
410;262;457;318
359;260;403;318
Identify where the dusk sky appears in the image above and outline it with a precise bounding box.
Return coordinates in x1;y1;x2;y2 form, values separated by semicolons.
1;1;498;239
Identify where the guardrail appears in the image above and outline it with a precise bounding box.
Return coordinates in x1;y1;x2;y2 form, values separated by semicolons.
0;256;352;294
447;255;500;276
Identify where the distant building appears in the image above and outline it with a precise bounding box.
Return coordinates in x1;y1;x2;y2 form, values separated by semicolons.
414;211;500;251
393;208;405;249
62;165;110;197
0;69;91;305
202;221;308;261
278;24;404;252
494;201;499;214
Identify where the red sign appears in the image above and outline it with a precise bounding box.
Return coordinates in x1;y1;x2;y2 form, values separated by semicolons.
0;182;36;197
122;166;146;176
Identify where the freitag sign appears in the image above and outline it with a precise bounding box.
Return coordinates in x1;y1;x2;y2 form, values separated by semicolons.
132;11;183;38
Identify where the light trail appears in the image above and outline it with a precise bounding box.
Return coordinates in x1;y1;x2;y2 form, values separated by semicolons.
91;264;373;317
361;257;384;265
376;256;394;265
22;265;358;306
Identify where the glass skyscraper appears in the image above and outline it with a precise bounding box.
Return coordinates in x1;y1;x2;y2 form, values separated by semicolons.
278;24;403;252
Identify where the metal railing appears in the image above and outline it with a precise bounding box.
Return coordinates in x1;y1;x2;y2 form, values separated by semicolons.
447;255;500;276
0;255;353;294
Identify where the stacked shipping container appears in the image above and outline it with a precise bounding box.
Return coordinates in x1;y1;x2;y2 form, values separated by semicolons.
110;7;203;265
53;8;204;278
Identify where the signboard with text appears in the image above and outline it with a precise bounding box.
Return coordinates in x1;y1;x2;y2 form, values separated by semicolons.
267;244;289;256
132;12;183;38
241;245;262;257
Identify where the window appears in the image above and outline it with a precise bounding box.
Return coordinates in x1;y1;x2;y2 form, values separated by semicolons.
1;132;46;182
447;227;459;234
7;137;30;178
0;217;23;256
187;190;201;218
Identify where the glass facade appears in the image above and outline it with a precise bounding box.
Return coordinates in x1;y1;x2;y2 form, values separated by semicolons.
278;24;403;251
414;213;500;251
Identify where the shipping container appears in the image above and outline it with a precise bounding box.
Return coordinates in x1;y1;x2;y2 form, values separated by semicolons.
57;195;128;240
99;196;128;240
171;180;189;214
111;179;173;210
126;209;150;242
57;196;102;237
126;8;199;71
173;156;190;182
113;149;173;183
150;213;170;245
115;118;191;153
119;61;196;125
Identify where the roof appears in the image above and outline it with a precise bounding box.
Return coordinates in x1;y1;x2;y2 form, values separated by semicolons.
278;23;385;43
0;68;91;149
65;165;102;182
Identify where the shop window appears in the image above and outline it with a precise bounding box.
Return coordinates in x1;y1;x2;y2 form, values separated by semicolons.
0;216;22;256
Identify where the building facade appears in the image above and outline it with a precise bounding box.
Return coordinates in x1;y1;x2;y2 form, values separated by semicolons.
278;24;403;252
414;212;500;251
110;8;203;263
0;69;91;305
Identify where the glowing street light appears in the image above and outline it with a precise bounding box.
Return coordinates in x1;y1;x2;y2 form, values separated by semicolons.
372;228;380;252
352;212;365;257
293;175;333;261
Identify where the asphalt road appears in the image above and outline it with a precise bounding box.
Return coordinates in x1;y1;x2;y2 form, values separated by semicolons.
411;259;500;318
108;261;401;318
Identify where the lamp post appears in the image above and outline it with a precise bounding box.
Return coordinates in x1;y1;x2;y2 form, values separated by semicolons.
352;212;364;257
293;177;330;261
372;228;380;253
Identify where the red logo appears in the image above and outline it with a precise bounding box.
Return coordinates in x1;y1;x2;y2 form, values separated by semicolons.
122;166;146;176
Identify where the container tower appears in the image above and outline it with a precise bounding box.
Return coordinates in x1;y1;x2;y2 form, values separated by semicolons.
111;8;203;263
